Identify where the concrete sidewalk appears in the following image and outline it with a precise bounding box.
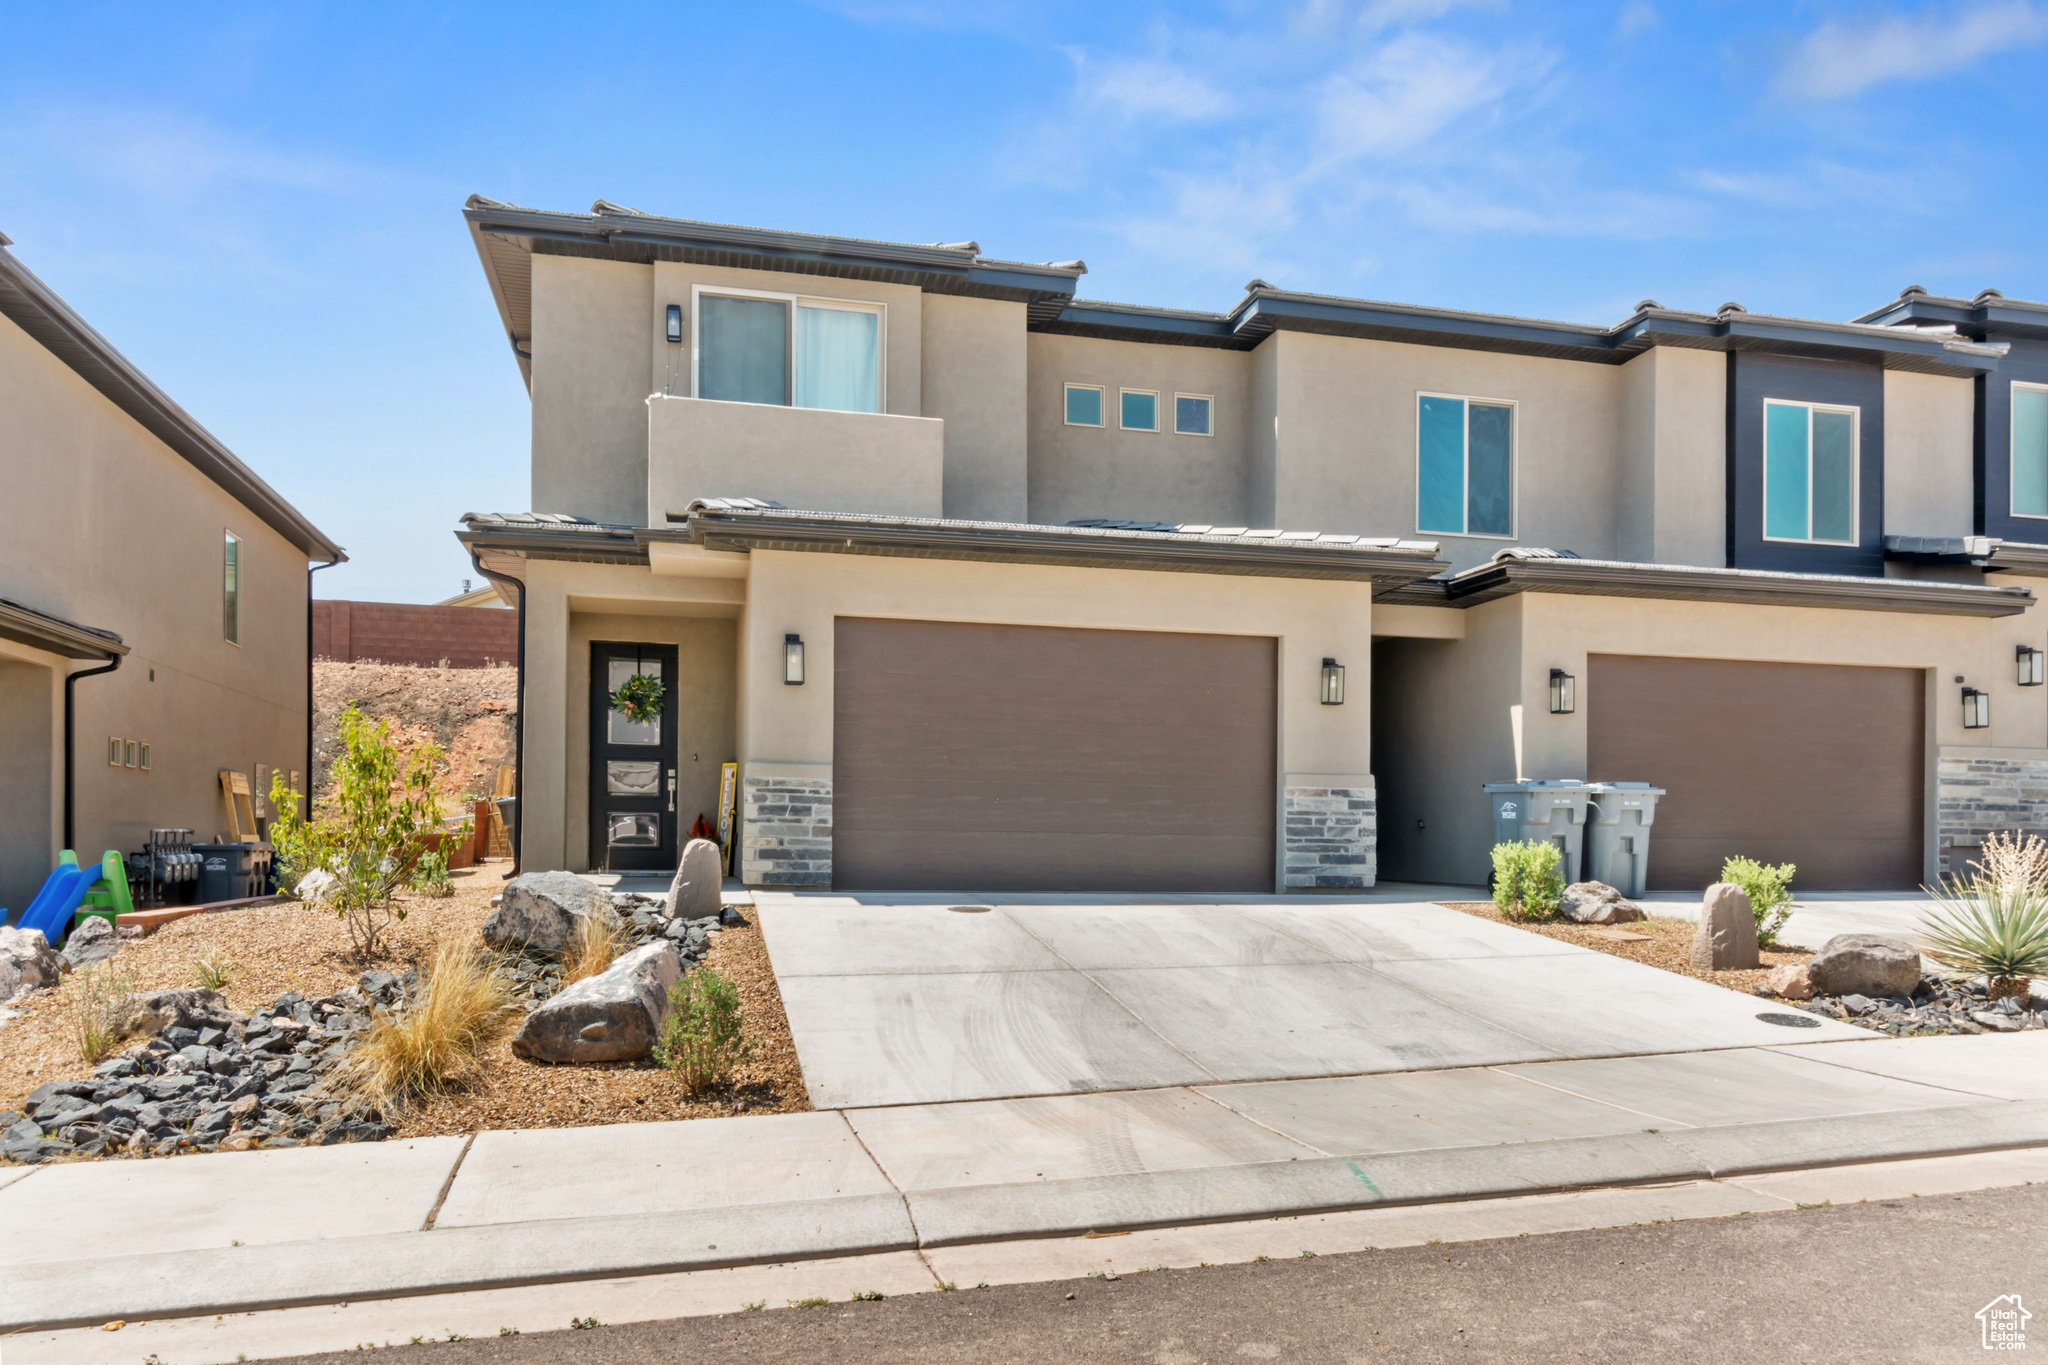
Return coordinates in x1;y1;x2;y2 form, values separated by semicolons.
3;1032;2045;1336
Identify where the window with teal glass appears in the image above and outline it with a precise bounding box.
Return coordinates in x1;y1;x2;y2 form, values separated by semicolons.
1763;400;1857;544
1416;394;1514;536
1120;389;1159;432
1065;383;1104;427
2014;384;2048;518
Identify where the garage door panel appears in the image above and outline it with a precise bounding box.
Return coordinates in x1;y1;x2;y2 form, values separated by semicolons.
1588;655;1923;892
834;618;1277;892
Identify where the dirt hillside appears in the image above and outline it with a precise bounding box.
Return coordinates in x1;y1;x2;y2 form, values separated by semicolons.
313;660;516;813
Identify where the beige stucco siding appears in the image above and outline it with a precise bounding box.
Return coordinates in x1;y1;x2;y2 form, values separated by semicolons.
1025;333;1254;527
645;396;944;521
0;310;310;903
1616;347;1726;567
1884;370;1976;540
530;255;652;526
924;294;1029;522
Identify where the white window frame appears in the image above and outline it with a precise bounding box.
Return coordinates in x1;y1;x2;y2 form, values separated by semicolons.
1119;388;1161;433
223;529;242;647
689;283;887;413
1414;391;1519;540
1064;382;1105;428
1760;398;1860;546
1173;392;1215;437
2011;380;2048;521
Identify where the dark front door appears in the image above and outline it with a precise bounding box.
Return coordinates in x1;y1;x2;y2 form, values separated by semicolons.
589;642;679;871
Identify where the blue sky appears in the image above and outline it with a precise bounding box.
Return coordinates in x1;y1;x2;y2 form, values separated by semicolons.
6;1;2048;601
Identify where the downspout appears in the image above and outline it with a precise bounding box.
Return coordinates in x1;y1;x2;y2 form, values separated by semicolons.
63;655;122;853
306;559;340;820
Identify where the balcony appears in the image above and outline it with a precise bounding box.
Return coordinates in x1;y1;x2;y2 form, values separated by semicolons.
646;394;944;524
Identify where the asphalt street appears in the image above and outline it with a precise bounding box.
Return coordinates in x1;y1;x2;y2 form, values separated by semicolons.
278;1182;2045;1364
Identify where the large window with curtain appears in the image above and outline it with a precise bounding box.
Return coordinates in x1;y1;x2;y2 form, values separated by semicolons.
1762;399;1858;544
694;288;883;413
2014;383;2048;519
1416;393;1515;537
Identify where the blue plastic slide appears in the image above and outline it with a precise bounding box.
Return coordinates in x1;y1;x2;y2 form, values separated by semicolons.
16;864;97;945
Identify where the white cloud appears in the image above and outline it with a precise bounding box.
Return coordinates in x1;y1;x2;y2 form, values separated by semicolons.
1076;55;1233;120
23;107;370;201
1314;32;1546;161
1778;1;2048;100
1613;0;1658;41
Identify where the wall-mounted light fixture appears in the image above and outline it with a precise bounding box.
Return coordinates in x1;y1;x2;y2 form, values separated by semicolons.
1549;668;1576;714
1320;658;1345;705
784;633;805;685
2020;645;2044;687
1963;686;1992;728
665;304;683;344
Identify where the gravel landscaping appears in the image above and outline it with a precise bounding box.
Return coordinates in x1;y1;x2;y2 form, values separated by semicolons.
1437;901;1810;994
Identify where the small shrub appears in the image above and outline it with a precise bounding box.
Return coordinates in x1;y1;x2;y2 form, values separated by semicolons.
654;967;751;1095
1920;878;2048;1001
75;963;143;1063
561;912;628;986
411;849;455;899
1721;856;1796;948
1490;841;1563;922
338;937;513;1108
193;954;234;991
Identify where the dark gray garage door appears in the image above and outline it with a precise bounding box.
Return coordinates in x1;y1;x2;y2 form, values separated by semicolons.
1587;654;1924;891
833;618;1276;892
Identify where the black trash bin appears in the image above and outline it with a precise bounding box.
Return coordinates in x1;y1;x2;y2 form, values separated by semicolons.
194;843;271;903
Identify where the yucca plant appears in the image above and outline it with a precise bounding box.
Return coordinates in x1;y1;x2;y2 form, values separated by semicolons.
1973;830;2048;894
1919;878;2048;1002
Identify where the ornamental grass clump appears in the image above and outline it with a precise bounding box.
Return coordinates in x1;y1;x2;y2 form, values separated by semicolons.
1919;878;2048;1003
1721;855;1796;949
654;967;751;1095
73;962;142;1063
1491;840;1563;922
340;937;514;1109
560;911;628;987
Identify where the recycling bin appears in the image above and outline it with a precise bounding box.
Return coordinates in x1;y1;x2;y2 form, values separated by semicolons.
1483;780;1593;883
1584;782;1665;897
194;843;271;903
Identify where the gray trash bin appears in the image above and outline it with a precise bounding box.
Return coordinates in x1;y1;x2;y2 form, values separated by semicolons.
1584;783;1665;897
1482;780;1592;884
193;843;269;903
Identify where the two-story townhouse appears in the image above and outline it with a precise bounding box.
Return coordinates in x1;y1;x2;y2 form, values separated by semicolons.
455;196;2046;896
0;238;343;914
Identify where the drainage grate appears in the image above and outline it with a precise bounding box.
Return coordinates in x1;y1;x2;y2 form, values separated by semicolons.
1755;1011;1823;1028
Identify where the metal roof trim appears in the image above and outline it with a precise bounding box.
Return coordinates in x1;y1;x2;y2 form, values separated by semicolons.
0;597;128;661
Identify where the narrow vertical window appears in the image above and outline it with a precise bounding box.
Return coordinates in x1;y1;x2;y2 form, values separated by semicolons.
1065;384;1104;426
1416;395;1515;536
224;531;241;645
2014;384;2048;518
1763;400;1857;544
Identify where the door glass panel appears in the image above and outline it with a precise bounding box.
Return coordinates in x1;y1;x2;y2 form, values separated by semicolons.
1764;402;1810;539
1810;409;1855;542
2015;387;2048;517
607;659;662;745
794;305;880;412
699;295;789;404
1416;396;1465;533
1466;402;1513;536
607;813;660;847
606;760;660;795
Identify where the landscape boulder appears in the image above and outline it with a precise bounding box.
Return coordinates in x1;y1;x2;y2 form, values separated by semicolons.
1690;882;1760;971
482;871;622;958
510;941;680;1063
1559;881;1645;925
105;987;244;1041
60;916;121;970
1764;963;1815;1000
666;838;724;920
0;926;63;1004
1808;933;1921;999
295;869;338;904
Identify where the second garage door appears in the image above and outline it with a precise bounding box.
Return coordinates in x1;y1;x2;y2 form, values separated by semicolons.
832;618;1277;892
1587;654;1924;891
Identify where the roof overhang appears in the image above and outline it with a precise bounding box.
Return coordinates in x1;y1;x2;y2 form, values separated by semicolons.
0;246;344;563
1385;551;2035;616
463;197;1087;390
0;598;128;660
1852;288;2048;343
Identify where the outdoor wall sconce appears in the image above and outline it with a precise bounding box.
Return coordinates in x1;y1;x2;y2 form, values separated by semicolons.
1320;658;1345;705
1963;686;1992;729
665;304;683;344
784;633;805;685
2020;645;2044;687
1549;668;1576;714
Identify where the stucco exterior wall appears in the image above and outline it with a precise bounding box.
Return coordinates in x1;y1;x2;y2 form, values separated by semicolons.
924;293;1028;523
0;647;60;912
646;395;944;521
0;311;311;902
530;254;652;526
1025;333;1254;527
1615;347;1726;567
1884;370;1976;540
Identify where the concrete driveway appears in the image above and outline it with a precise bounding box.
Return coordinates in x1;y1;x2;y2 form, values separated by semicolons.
755;896;1872;1108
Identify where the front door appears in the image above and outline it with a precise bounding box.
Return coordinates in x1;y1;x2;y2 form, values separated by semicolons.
589;642;679;871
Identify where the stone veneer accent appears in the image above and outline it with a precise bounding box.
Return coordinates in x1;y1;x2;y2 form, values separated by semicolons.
741;776;833;887
1284;785;1377;889
1937;751;2048;878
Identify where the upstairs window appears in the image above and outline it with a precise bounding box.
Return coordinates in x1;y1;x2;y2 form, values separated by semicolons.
2014;383;2048;518
695;289;882;413
1763;400;1857;544
1065;383;1104;426
223;531;241;645
1120;389;1159;432
1175;393;1213;436
1416;394;1514;537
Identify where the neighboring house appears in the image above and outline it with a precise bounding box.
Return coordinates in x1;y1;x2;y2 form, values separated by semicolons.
454;196;2048;894
0;237;343;913
311;599;517;669
437;580;512;608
